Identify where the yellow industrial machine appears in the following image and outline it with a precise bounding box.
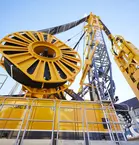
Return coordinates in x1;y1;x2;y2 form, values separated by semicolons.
0;31;81;98
0;12;138;145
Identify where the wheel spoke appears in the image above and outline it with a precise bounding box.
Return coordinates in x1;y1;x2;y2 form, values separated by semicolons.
36;32;44;41
32;60;45;80
61;58;80;70
47;62;61;81
3;37;28;47
25;31;38;42
14;32;33;43
63;55;80;62
55;61;73;78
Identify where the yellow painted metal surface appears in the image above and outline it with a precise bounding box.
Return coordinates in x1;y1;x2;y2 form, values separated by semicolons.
0;97;121;132
83;13;139;100
0;31;81;96
113;36;139;99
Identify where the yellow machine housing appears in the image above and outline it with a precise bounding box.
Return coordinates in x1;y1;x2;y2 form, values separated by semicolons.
0;97;123;140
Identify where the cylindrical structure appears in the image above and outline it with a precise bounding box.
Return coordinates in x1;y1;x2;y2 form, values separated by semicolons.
0;31;81;92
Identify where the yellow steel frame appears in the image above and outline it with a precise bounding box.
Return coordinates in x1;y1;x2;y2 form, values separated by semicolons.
79;13;139;100
22;85;71;99
0;31;81;97
0;31;81;83
112;36;139;99
79;13;100;91
0;97;121;132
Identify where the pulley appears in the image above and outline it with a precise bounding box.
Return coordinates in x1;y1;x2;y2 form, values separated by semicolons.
0;31;81;93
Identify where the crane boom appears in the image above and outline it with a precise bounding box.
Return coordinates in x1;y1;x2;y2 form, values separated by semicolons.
81;13;139;100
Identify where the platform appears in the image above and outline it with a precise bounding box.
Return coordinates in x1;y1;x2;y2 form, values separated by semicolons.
0;139;139;145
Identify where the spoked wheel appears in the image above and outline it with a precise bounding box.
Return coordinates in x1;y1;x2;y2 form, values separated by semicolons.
0;31;81;94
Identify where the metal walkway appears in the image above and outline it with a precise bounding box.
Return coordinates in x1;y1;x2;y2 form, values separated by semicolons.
0;139;139;145
0;97;134;145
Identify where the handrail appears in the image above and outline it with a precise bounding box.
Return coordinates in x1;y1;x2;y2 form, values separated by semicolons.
56;100;85;145
19;98;56;145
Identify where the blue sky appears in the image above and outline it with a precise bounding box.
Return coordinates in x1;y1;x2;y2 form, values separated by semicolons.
0;0;139;102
